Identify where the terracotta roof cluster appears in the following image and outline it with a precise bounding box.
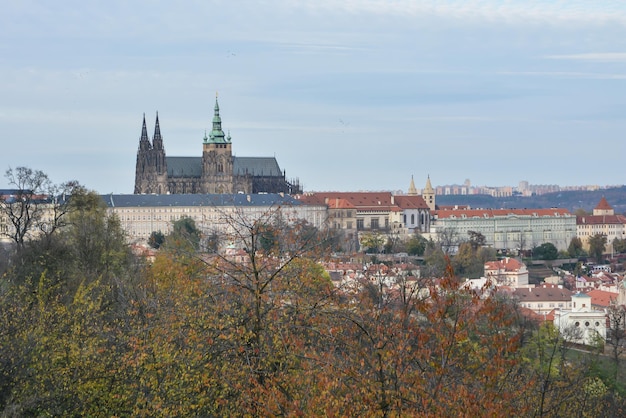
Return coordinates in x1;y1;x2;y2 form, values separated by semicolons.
297;192;429;212
485;257;525;272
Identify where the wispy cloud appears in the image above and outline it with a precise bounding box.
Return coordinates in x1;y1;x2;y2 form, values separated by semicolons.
545;53;626;62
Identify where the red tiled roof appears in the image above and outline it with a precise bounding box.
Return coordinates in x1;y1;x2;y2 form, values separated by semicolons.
577;214;626;225
297;192;424;212
485;258;525;272
434;208;572;219
595;196;613;211
512;285;573;302
393;195;429;210
587;289;617;307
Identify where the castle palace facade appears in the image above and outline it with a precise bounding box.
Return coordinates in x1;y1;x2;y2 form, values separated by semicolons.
134;97;301;195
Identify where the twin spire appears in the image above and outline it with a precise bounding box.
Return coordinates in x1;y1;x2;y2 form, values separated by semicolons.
140;93;231;150
138;112;164;151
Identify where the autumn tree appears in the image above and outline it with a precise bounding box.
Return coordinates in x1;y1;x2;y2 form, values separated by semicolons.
360;231;386;254
0;166;79;251
606;303;626;383
467;230;486;250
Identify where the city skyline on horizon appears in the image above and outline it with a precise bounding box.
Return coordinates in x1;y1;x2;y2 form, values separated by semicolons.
2;1;625;194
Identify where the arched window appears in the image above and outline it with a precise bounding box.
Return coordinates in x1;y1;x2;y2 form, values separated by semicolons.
411;214;415;224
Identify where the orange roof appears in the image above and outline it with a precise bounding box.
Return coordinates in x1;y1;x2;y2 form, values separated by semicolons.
577;214;626;225
297;192;425;212
485;258;525;272
595;196;613;211
435;208;572;220
392;195;429;210
587;289;617;307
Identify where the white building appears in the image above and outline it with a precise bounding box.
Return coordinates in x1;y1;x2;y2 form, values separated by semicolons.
553;292;606;347
432;207;576;252
577;197;626;255
102;193;328;244
484;257;529;288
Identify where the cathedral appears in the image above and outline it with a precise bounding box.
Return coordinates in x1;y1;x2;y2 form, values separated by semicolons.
134;96;301;195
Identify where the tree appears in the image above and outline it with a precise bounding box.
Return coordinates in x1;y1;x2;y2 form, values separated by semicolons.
148;230;165;249
568;236;586;258
406;233;428;256
359;232;386;254
0;167;79;250
467;230;486;250
452;241;484;278
613;237;626;255
588;233;608;263
533;242;559;260
166;216;201;251
437;227;460;255
606;303;626;383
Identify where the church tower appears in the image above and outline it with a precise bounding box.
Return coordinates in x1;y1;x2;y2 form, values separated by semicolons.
408;175;418;196
151;113;168;194
134;113;168;194
134;114;154;194
422;175;436;211
202;95;235;193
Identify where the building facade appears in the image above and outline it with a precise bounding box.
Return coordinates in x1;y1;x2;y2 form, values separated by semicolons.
134;96;301;195
484;257;529;288
432;207;576;252
103;193;327;244
577;197;626;254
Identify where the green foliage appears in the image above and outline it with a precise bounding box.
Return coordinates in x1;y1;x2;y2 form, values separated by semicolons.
148;230;165;249
613;237;626;254
533;242;559;260
588;233;608;263
406;233;427;256
568;236;586;258
359;232;386;254
166;216;201;251
2;202;626;416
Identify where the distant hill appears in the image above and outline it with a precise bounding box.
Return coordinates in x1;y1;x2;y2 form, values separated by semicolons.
435;186;626;215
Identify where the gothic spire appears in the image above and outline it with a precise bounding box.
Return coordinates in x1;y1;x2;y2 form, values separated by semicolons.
139;113;151;151
153;111;164;150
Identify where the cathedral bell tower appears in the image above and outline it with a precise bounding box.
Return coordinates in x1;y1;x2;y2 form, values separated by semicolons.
201;94;234;193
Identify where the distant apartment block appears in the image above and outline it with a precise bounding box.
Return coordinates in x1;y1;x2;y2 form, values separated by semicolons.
420;179;609;197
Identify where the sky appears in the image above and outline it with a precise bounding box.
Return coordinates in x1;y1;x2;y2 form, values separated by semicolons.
1;0;626;194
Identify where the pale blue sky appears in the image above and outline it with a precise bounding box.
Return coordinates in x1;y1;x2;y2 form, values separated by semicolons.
1;1;625;193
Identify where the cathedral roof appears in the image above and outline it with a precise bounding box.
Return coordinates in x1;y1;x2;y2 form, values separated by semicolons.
234;157;283;177
167;157;202;178
165;156;284;178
